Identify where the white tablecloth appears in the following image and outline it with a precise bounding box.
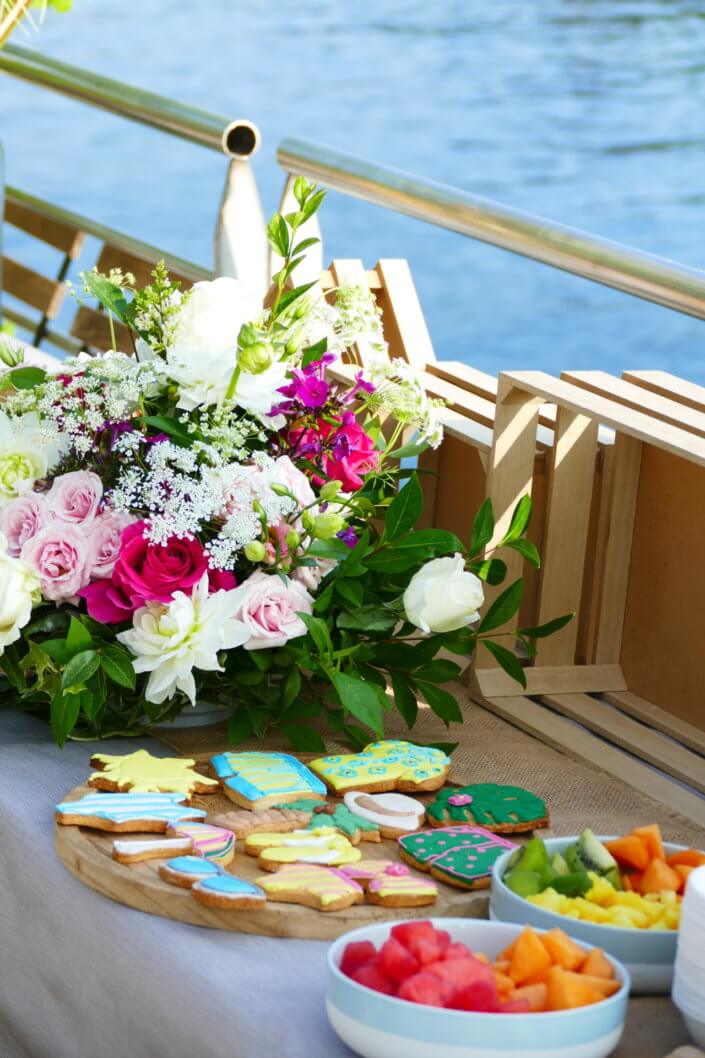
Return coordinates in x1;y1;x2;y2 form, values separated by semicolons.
0;711;349;1058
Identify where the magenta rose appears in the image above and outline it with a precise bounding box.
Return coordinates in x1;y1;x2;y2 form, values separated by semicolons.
86;511;135;579
0;493;47;556
78;579;134;624
46;470;103;526
112;521;209;606
21;524;90;602
319;413;380;492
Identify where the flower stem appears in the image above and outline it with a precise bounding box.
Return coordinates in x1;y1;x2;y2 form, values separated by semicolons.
224;364;241;405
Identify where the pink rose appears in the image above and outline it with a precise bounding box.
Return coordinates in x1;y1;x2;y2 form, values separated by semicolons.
229;570;313;649
320;415;380;492
0;493;47;556
113;521;209;607
78;579;134;624
270;455;316;509
86;511;135;579
208;568;237;592
47;471;103;526
21;524;90;602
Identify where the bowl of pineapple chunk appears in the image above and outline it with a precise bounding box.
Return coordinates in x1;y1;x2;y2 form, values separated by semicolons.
490;825;704;995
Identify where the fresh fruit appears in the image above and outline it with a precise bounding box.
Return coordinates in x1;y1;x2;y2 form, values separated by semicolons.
427;956;494;993
572;829;618;874
545;966;602;1011
580;948;613;979
674;864;695;890
550;872;592;897
351;961;394;994
631;824;665;861
638;858;681;894
391;920;444;964
445;942;473;960
575;973;620;998
505;869;544;898
540;928;586;971
667;848;705;869
605;835;650;870
341;940;377;977
500;998;531;1013
397;972;454;1007
511;983;548;1012
516;838;550;874
493;970;516;995
448;980;500;1012
528;876;681;930
509;926;552;984
551;852;570;876
378;937;420;984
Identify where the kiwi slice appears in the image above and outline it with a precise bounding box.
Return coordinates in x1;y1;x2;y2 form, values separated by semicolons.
505;869;544;898
550;871;592;897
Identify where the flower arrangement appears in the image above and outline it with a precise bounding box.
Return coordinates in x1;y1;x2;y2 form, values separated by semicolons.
0;180;569;749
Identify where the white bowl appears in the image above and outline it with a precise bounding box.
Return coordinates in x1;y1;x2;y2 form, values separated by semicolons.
672;988;705;1047
327;918;630;1058
490;837;690;994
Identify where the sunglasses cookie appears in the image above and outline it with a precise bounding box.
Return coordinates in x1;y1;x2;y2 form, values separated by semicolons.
427;783;548;834
210;751;326;809
55;791;207;832
245;826;362;871
343;791;425;838
340;860;438;907
398;825;516;891
310;740;450;795
89;749;218;798
256;864;364;911
113;821;235;866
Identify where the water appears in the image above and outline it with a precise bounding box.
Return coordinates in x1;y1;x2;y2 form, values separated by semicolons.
3;0;705;380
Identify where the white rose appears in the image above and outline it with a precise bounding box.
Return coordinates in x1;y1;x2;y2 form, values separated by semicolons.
0;532;40;649
0;412;63;506
166;277;262;410
403;553;484;634
230;358;290;418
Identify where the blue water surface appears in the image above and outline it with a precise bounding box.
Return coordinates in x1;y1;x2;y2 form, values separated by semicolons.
2;0;705;379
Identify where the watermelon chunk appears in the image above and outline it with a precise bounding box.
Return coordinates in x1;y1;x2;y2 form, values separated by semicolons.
341;940;377;978
500;998;532;1013
448;979;501;1012
426;956;496;995
398;971;455;1007
378;937;421;984
435;929;452;952
445;941;473;960
351;960;395;995
390;921;436;948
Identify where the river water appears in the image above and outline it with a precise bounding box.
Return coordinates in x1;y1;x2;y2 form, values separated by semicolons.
3;0;705;380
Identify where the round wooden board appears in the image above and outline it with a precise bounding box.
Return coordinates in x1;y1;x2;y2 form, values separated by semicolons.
55;783;490;939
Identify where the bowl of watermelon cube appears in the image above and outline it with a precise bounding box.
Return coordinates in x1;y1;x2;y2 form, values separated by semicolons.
327;919;629;1058
490;824;705;994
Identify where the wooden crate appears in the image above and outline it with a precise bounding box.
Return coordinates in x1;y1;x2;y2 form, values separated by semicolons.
468;369;705;826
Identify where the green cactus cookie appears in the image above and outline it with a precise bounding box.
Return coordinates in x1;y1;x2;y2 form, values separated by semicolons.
427;783;548;833
271;797;381;843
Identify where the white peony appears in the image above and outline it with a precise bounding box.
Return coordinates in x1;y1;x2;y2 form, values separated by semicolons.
0;532;40;649
117;574;249;705
403;553;484;634
166;276;262;410
0;412;63;507
230;358;290;418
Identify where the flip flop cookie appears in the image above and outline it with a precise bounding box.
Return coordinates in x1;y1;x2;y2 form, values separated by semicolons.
210;751;326;809
310;740;450;795
340;860;438;907
89;749;218;797
343;791;425;838
244;826;362;871
427;784;548;833
256;864;364;911
55;792;207;832
398;825;516;891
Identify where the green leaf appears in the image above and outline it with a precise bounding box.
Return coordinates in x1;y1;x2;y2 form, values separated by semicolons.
313;582;335;613
469;498;494;557
519;613;574;639
81;272;131;325
0;644;25;690
291;236;320;255
281;666;302;709
142;415;193;448
337;607;396;635
501;495;532;544
101;644;136;689
293;176;311;207
42;638;72;665
228;710;255;744
8;366;47;390
301;338;327;368
471;558;507;585
275;281;316;315
478;578;524;633
336;579;363;608
24;611;69;638
266;214;290;257
20;641;56;692
387;440;429;461
391;673;417;728
504;538;541;568
308;539;349;560
281;723;326;753
385;474;423;540
61;650;100;691
332;672;384;737
481;640;527;688
301;188;326;221
365;529;464;572
66;616;93;657
51;690;81;746
415;659;462;683
414;681;463;725
298;612;333;658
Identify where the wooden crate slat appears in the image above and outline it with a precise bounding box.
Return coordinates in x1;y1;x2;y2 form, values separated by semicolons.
374;259;436;369
420;371;497;429
3;257;65;318
95;245;195;290
476;693;705;827
430;360;558;431
320;268;381;290
623;369;705;414
502;370;705;467
535;408;599;666
564;369;705;439
471;663;627;699
70;306;133;355
329;260;369;367
542;692;705;795
602;690;705;758
4;198;85;258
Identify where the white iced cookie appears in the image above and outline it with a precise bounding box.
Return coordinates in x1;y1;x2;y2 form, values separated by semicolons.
343;791;426;837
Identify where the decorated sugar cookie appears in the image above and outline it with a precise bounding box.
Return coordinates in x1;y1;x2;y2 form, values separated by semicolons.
55;792;207;832
343;791;425;838
89;749;218;797
158;856;222;889
245;826;362;871
113;821;235;866
427;784;548;833
339;859;438;907
191;874;266;910
213;806;312;839
273;797;381;844
310;740;450;795
256;864;364;911
210;751;326;809
398;825;516;891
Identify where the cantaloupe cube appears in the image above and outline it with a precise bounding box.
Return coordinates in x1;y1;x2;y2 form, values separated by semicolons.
667;848;705;869
496;939;517;962
523;967;552;986
509;928;553;984
545;966;602;1011
581;948;613;980
540;928;587;971
631;824;665;861
605;836;650;870
572;972;620;997
639;858;681;894
622;874;634;892
493;970;515;996
673;864;695;891
510;983;548;1012
492;959;511;974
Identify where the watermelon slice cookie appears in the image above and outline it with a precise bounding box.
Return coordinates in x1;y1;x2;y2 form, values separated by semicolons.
427;784;548;834
398;825;516;890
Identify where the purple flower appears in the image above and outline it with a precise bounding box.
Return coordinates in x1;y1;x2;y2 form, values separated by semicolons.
342;370;376;404
336;527;358;548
